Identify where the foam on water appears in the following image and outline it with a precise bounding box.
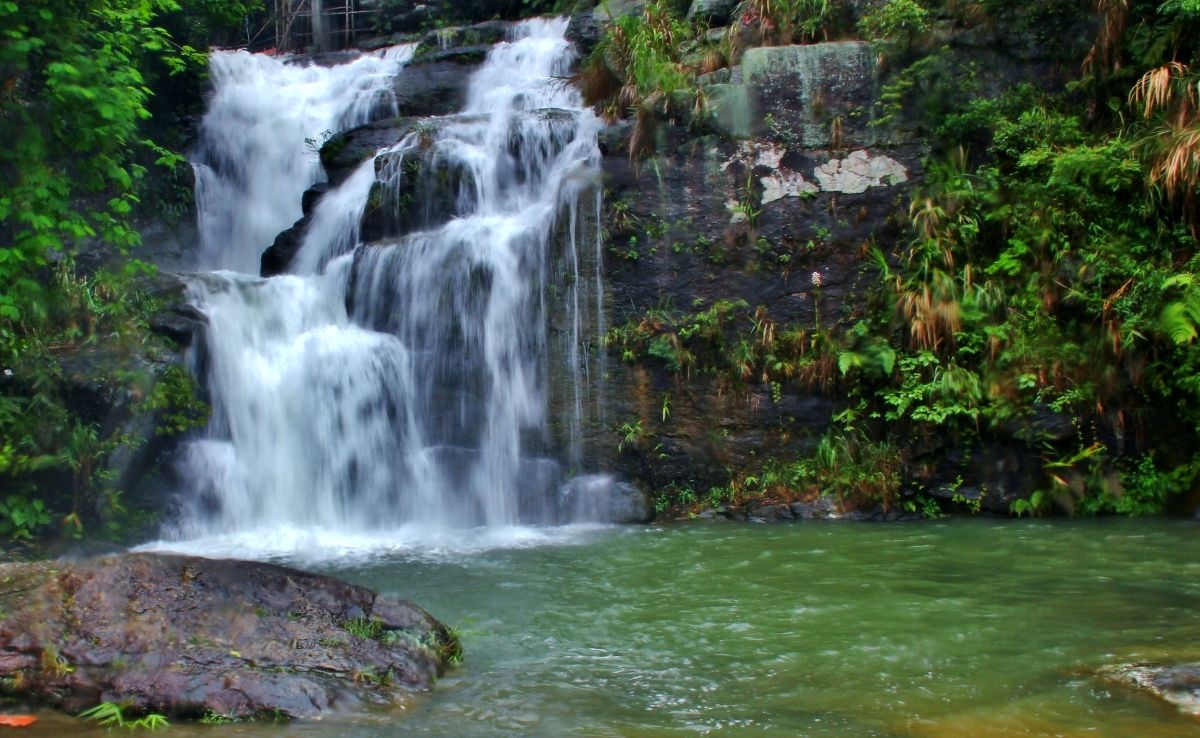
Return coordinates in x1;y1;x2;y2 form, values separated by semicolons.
137;522;615;566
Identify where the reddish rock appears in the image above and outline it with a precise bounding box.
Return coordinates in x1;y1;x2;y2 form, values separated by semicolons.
0;554;459;720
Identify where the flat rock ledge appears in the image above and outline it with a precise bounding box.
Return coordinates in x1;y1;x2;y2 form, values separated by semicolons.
1099;663;1200;717
0;554;459;720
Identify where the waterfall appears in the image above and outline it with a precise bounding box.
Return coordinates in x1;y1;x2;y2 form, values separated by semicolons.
191;45;414;273
166;19;614;550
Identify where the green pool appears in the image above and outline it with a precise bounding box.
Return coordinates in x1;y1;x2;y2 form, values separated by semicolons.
29;519;1200;737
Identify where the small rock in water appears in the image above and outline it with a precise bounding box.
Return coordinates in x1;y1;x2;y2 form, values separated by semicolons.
747;503;795;522
790;499;838;519
1099;663;1200;716
0;554;459;720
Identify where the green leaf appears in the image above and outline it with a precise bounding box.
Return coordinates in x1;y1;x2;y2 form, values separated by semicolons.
877;347;896;376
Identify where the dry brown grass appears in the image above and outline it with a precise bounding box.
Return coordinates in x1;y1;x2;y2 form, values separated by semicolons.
1130;62;1194;121
896;273;963;353
1131;62;1200;232
1083;0;1129;74
1152;124;1200;200
575;58;621;115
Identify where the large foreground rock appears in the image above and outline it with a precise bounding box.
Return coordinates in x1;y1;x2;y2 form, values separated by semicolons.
0;554;459;719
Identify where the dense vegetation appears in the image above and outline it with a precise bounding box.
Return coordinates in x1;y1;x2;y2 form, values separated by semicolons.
593;0;1200;517
0;0;249;543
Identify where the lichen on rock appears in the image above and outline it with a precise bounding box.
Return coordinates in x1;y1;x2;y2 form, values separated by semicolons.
812;150;908;194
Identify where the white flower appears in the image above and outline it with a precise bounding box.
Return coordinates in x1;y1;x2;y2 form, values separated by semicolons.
2;369;11;378
810;271;823;288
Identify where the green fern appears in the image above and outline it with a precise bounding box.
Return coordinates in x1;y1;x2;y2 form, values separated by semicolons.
79;701;170;730
1159;273;1200;345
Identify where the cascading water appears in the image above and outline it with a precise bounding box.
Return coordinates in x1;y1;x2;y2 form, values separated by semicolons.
165;19;614;551
191;45;413;273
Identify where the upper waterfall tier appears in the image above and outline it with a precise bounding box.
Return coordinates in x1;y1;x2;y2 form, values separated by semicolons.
192;45;414;274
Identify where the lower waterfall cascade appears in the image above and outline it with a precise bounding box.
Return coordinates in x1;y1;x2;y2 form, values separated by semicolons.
164;18;626;551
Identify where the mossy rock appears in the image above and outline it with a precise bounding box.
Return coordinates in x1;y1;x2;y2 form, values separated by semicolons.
0;554;459;720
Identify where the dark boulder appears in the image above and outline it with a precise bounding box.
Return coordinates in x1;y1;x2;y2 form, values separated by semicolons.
747;501;796;522
361;141;477;241
0;554;460;720
261;218;306;277
790;498;839;519
565;1;601;53
565;0;652;54
261;182;333;277
321;119;419;187
686;0;739;27
393;57;483;117
140;270;205;349
393;24;509;119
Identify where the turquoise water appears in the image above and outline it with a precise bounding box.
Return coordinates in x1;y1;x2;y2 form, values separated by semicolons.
29;519;1200;737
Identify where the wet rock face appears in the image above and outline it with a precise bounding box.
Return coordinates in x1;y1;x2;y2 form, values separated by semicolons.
588;43;915;491
0;554;458;720
583;31;1071;505
42;269;203;529
703;42;885;144
581;119;920;494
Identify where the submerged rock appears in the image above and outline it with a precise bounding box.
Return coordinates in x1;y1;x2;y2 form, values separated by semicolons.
0;554;459;720
559;475;652;524
1100;663;1200;717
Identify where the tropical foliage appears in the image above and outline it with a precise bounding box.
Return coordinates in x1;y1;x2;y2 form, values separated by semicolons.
603;0;1200;517
0;0;242;541
829;0;1200;516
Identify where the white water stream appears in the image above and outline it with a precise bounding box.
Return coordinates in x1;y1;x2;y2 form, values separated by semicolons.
192;45;414;273
161;19;608;553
